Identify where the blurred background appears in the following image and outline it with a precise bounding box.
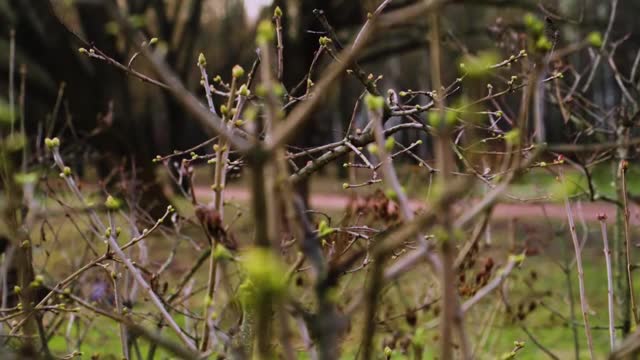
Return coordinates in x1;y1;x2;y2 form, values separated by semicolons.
1;0;639;202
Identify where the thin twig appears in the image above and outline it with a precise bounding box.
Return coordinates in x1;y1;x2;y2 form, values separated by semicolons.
599;215;616;350
563;174;595;360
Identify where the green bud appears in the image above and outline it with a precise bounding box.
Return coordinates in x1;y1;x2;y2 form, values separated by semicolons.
319;36;332;47
237;84;250;97
197;53;207;66
13;286;21;295
524;13;544;34
241;248;287;302
428;112;441;128
317;220;334;237
364;94;385;112
45;137;60;149
63;166;72;177
384;346;393;358
445;110;457;125
256;20;275;45
149;37;158;46
78;48;88;54
232;65;245;79
273;83;285;97
412;327;426;347
536;36;552;51
255;84;267;97
105;195;122;211
367;143;378;155
509;254;526;264
342;183;349;189
504;128;520;146
587;31;603;48
213;244;233;261
384;136;395;151
461;51;499;77
273;6;283;18
385;188;398;200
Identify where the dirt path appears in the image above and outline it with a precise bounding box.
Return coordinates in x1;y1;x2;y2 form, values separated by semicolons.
194;186;640;225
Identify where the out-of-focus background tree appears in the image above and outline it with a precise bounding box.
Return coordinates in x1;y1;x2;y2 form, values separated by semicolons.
1;0;639;203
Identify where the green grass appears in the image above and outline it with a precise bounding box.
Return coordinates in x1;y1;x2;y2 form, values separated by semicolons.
32;215;633;358
12;161;640;359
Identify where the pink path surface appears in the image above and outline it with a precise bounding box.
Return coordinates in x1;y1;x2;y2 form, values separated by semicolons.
194;186;640;225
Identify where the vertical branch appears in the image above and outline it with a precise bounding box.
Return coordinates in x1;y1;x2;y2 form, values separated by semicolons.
9;29;16;133
616;117;632;335
243;20;282;359
562;175;595;360
428;9;470;360
19;65;27;176
199;59;243;352
358;97;399;360
532;69;545;144
599;214;616;350
360;256;385;360
562;235;581;360
619;160;638;326
107;214;130;360
273;7;284;82
199;239;218;351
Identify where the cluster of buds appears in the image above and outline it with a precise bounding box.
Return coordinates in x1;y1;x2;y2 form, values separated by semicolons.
44;137;60;149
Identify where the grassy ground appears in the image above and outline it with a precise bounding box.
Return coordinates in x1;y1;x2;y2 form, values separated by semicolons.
12;160;640;359
30;207;636;359
343;219;632;360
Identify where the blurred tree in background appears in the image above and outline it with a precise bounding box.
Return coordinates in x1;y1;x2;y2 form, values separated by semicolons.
1;0;639;203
